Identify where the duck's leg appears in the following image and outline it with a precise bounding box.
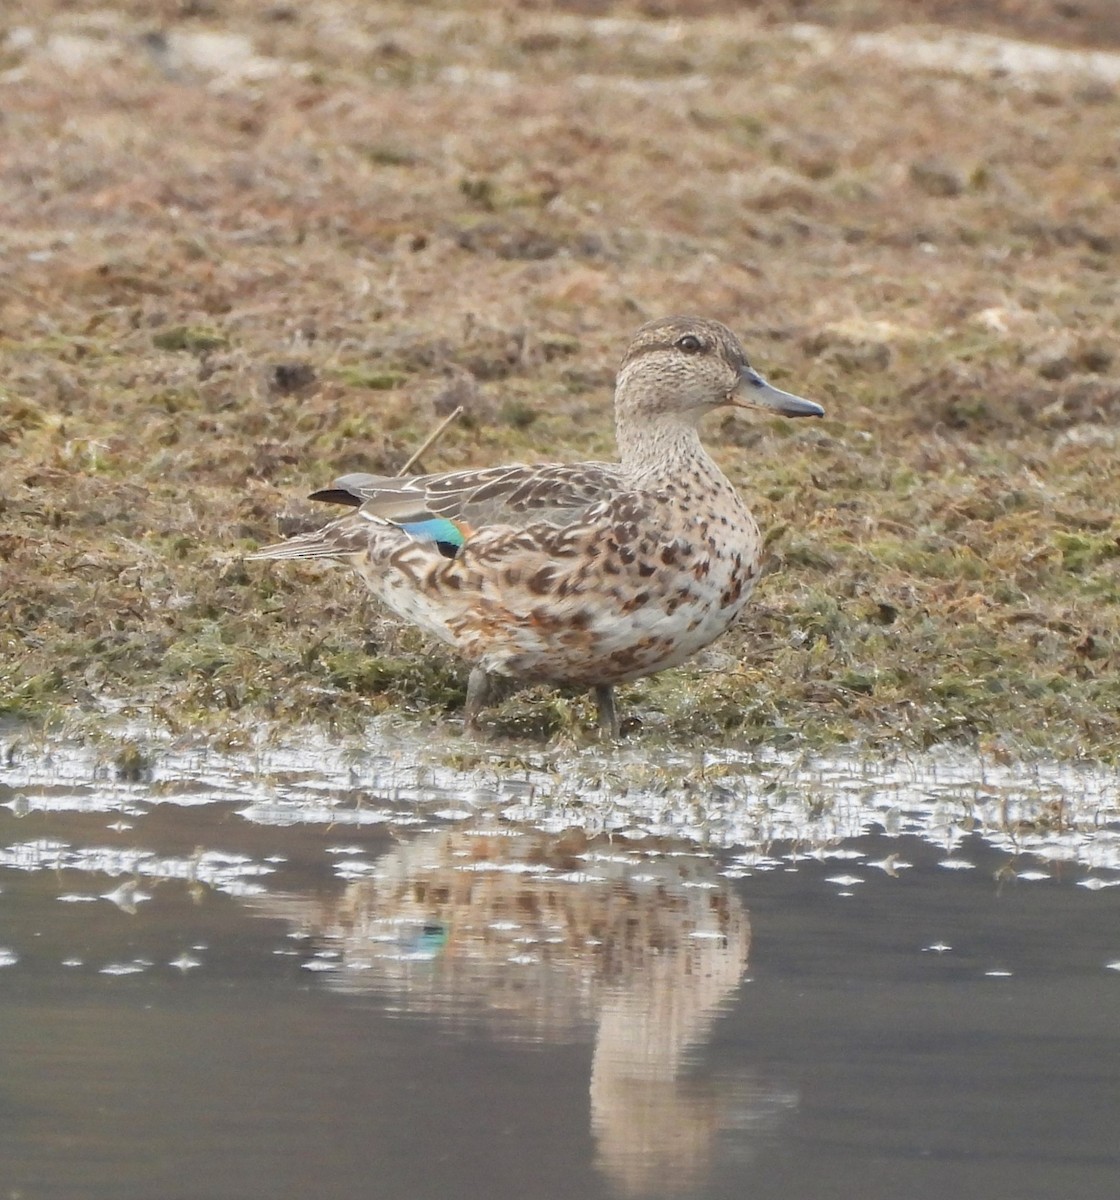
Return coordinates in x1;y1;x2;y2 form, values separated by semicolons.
593;684;620;739
464;667;492;732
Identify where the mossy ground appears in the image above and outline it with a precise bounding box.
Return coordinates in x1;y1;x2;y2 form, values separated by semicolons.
2;1;1119;758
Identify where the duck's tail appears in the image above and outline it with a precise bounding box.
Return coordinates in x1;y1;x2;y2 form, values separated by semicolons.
247;531;350;562
247;512;374;562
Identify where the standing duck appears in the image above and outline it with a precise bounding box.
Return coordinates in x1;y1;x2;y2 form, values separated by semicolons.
250;317;824;735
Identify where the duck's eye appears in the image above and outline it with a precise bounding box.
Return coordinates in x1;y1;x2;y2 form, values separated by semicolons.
676;334;704;354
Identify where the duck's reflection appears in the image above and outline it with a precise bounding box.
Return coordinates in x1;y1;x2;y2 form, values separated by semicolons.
254;823;795;1196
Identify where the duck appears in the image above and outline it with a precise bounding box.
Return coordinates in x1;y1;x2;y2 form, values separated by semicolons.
249;316;824;736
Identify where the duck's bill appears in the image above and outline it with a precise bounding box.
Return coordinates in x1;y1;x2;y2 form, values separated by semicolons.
732;366;825;418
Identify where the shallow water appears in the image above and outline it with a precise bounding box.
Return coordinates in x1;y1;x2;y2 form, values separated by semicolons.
1;726;1118;1200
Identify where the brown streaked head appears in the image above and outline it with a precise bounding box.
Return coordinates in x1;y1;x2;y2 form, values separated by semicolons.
615;316;823;422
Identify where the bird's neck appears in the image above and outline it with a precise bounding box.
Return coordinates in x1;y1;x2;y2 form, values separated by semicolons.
616;413;724;488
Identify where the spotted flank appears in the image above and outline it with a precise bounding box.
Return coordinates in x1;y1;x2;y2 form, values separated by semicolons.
249;316;823;735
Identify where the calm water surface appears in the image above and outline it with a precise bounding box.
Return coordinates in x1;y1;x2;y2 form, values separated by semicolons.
1;727;1118;1200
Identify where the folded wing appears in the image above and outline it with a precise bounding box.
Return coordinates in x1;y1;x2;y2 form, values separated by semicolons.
251;461;626;561
310;461;625;529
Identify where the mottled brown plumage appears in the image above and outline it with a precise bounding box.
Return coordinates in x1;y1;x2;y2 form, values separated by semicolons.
249;317;823;735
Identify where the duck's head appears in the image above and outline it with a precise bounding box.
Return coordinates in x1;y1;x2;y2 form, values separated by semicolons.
615;316;824;424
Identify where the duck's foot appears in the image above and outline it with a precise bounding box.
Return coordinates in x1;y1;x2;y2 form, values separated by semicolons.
593;685;620;740
464;667;493;733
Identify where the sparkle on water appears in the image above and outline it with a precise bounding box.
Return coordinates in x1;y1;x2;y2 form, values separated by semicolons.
6;722;1116;868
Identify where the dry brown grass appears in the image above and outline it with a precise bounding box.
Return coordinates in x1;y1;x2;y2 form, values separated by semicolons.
2;1;1119;755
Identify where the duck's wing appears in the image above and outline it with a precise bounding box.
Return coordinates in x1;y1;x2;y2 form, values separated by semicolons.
249;463;628;563
309;461;625;529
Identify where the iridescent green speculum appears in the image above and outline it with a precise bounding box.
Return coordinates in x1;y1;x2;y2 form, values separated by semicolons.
398;517;469;559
